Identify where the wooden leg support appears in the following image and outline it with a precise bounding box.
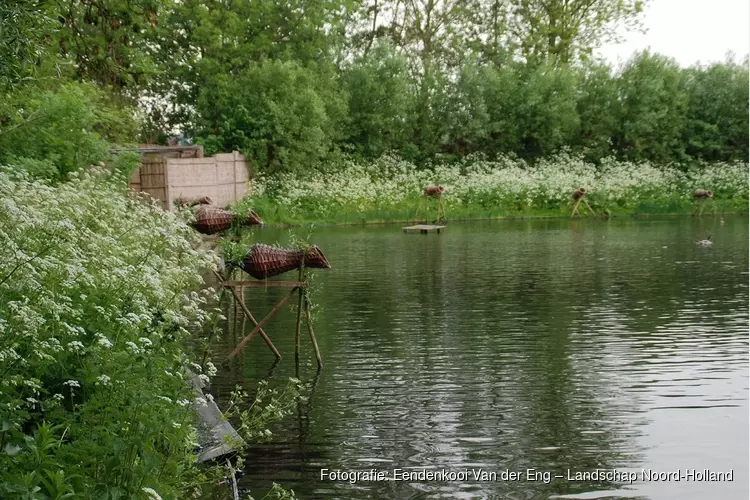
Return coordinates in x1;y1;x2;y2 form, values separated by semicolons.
215;269;282;361
224;286;297;363
583;198;596;215
305;297;323;370
227;285;283;361
294;267;305;365
435;196;446;223
572;198;582;216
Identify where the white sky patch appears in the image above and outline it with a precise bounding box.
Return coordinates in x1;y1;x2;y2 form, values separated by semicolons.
596;0;750;67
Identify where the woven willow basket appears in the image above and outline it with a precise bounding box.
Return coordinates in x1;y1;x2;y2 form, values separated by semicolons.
190;205;263;235
240;243;331;280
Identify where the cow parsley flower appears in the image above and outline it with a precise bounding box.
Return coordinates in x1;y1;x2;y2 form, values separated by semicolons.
141;487;162;500
96;335;113;348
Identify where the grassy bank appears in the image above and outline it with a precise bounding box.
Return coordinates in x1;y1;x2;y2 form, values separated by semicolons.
238;153;748;225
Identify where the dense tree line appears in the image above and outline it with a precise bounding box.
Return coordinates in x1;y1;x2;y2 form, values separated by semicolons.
1;0;747;178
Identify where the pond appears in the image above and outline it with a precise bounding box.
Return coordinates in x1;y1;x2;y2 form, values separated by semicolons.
204;215;748;500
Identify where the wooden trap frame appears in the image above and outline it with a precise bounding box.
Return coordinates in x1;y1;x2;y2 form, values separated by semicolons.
215;264;323;369
692;189;715;216
414;185;447;223
571;187;596;217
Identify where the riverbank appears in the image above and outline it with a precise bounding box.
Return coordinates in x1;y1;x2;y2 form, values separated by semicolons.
238;153;748;226
244;199;744;227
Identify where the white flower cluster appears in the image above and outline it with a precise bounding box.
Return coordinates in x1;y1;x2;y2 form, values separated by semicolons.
0;169;220;466
249;152;748;214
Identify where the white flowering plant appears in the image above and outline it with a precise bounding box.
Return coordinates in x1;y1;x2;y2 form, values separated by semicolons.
245;152;748;223
0;168;223;498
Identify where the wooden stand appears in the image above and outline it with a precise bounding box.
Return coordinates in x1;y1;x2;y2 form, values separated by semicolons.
215;269;323;369
692;198;715;216
572;195;596;217
414;194;446;224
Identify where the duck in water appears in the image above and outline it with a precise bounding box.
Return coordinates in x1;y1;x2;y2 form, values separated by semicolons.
696;235;713;247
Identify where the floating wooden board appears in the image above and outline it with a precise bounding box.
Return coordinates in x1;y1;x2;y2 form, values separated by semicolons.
402;224;447;234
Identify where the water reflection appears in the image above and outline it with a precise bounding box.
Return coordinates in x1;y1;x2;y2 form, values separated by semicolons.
200;216;748;500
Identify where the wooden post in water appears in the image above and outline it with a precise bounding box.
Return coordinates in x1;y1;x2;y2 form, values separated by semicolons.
294;259;306;365
304;295;323;370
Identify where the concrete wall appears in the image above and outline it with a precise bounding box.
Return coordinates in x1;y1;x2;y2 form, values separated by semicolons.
129;150;251;211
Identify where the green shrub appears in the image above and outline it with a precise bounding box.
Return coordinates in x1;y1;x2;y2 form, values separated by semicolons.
0;83;139;182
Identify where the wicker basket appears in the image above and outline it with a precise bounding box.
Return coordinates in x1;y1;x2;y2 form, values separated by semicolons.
243;210;264;226
694;188;713;199
190;205;262;235
239;243;331;280
424;185;446;197
572;187;586;200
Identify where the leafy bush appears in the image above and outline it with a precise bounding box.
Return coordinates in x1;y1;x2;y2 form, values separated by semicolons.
0;168;219;498
0;82;138;182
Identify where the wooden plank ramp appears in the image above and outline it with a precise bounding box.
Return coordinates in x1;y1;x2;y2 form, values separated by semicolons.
402;224;447;234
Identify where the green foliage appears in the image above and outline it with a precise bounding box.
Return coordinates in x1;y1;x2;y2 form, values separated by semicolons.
0;168;221;498
343;42;413;157
516;64;580;156
245;153;749;224
615;51;689;164
0;1;57;88
682;56;750;162
575;62;619;160
53;0;162;93
0;83;139;181
225;379;301;444
507;0;649;66
193;59;345;173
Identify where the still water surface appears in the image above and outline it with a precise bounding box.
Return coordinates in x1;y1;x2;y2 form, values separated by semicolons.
204;216;748;500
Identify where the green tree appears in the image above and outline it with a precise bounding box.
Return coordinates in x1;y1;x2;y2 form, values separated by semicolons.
0;82;138;180
507;0;649;66
192;60;345;174
343;42;414;157
615;50;688;163
682;56;749;162
515;64;580;156
0;1;57;88
575;62;619;160
53;0;163;94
